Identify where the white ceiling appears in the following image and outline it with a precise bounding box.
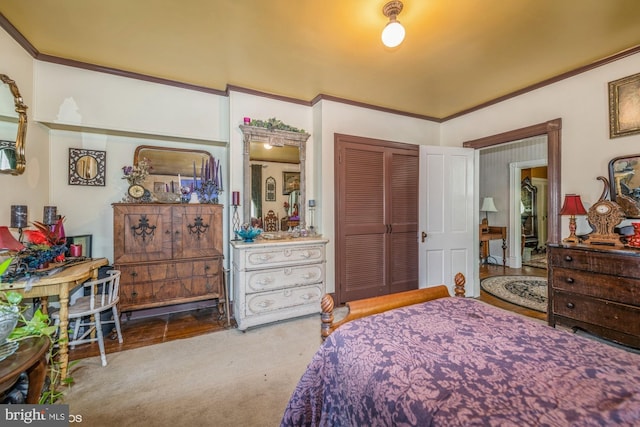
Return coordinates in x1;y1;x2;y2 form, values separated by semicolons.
2;0;640;120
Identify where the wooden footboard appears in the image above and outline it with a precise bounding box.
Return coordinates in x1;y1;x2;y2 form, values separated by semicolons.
321;273;466;339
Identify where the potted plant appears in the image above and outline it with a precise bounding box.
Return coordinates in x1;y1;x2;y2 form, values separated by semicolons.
1;289;68;403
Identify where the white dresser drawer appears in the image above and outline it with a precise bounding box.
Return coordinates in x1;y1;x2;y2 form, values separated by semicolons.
245;284;323;316
243;245;325;269
246;264;324;294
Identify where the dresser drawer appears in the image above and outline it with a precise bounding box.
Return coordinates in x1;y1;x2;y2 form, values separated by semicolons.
549;247;640;277
553;290;640;336
551;268;640;306
243;245;325;269
245;264;325;294
244;284;323;316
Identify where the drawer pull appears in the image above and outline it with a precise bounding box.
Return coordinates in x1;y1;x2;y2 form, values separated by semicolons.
258;300;274;308
255;277;274;287
565;277;574;284
300;251;311;259
301;273;315;279
284;290;292;297
165;230;171;235
300;293;313;300
258;254;272;262
132;291;138;298
204;265;210;271
130;271;138;277
566;302;575;309
563;255;573;262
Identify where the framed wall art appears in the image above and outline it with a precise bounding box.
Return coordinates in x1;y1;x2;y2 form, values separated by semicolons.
282;171;300;195
65;234;93;258
265;176;276;201
608;72;640;139
68;148;106;186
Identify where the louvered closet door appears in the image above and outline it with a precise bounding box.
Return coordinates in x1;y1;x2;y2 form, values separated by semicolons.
336;135;418;304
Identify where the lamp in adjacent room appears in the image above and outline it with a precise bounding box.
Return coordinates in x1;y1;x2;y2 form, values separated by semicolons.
381;1;405;48
480;197;498;230
560;194;587;243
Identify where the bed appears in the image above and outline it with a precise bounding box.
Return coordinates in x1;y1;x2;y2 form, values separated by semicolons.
281;274;640;426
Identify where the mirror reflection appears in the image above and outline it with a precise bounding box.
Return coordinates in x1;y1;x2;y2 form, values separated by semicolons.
241;125;310;230
76;155;98;179
250;142;300;230
0;74;27;175
134;145;214;197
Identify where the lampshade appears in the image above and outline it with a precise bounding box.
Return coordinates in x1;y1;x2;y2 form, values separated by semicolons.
560;194;587;216
0;226;24;251
10;205;28;228
381;1;405;48
480;197;498;213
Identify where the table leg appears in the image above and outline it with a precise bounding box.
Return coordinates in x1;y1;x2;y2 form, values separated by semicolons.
501;238;507;267
25;350;48;404
57;282;70;380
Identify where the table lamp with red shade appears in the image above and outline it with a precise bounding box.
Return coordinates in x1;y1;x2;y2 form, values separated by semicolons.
560;194;587;243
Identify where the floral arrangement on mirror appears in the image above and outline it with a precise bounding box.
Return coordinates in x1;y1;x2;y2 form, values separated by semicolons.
121;157;152;202
247;117;306;133
122;157;151;186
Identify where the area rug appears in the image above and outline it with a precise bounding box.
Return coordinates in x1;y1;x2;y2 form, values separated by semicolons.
523;252;547;269
481;275;547;313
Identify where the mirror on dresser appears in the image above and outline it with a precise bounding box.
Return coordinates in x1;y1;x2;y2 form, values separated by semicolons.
240;125;310;229
0;74;28;175
134;145;214;197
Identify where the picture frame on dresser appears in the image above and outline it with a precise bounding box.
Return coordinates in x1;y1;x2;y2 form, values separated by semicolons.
65;234;92;257
608;153;640;218
608;72;640;138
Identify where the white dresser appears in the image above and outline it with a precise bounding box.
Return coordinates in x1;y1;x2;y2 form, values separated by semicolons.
231;238;328;331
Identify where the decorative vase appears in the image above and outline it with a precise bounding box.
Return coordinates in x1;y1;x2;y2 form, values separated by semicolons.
0;305;19;344
235;226;262;243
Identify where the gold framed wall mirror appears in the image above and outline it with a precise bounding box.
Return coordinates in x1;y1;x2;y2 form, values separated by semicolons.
0;74;28;175
240;125;310;229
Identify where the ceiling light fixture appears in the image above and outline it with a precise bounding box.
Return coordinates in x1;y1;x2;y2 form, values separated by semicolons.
381;1;405;48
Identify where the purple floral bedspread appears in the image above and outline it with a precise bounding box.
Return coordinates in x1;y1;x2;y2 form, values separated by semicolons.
281;297;640;426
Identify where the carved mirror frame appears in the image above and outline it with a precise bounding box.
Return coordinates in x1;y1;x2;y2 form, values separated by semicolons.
0;74;28;175
68;148;106;186
240;125;310;227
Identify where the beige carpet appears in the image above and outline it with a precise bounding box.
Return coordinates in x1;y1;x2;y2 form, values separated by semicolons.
63;313;327;427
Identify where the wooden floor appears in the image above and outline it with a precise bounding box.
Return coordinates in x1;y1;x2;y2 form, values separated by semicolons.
68;264;547;361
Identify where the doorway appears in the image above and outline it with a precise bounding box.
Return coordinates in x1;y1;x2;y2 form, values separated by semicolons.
464;119;561;319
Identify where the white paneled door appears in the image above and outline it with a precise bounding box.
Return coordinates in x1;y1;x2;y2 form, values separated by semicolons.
418;146;476;296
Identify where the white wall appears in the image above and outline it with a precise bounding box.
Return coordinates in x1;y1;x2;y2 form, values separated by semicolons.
442;52;640;215
29;60;230;263
0;28;50;234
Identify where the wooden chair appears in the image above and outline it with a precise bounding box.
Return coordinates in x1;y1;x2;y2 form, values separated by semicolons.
264;210;279;232
52;270;123;366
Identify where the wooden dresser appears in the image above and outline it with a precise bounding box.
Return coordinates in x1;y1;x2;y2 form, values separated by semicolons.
547;243;640;349
232;238;328;331
113;203;226;318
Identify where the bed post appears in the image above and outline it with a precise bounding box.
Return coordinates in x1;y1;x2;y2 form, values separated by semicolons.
320;294;335;340
454;272;465;297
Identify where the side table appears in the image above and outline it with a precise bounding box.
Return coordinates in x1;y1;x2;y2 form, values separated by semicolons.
0;336;50;404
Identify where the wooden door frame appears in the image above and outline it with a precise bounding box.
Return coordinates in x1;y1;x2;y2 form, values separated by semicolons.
463;118;562;245
334;133;419;305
